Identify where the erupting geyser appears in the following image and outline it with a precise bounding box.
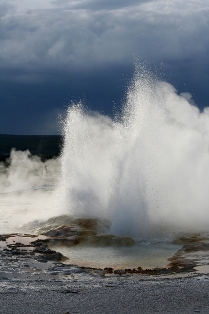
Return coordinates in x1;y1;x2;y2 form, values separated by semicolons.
59;68;209;240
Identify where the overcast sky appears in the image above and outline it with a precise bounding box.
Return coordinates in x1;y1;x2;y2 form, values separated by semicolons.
0;0;209;134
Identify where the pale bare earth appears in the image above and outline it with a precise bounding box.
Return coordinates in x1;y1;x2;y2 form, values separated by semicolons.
1;262;209;314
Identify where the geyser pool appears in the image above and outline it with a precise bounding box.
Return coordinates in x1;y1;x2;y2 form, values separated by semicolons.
50;240;182;270
1;68;209;270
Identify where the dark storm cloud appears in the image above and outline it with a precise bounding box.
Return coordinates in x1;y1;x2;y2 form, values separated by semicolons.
1;0;209;69
0;0;209;134
51;0;152;10
0;64;133;134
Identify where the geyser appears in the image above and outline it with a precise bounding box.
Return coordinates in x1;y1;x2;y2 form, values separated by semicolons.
59;69;209;240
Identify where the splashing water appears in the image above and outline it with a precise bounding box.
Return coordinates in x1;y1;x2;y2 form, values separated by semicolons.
1;68;209;243
58;69;209;240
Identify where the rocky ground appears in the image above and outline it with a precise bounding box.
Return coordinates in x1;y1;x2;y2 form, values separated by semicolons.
1;222;209;313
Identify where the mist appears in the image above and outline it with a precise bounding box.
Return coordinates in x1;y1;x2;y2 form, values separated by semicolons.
0;150;60;233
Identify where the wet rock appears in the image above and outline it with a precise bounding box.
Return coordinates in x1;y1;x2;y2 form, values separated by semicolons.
33;216;110;234
34;244;52;253
172;233;207;245
40;226;81;246
0;235;8;241
114;269;126;275
74;217;110;233
74;218;98;230
31;239;48;247
33;244;63;261
182;243;209;252
42;225;77;238
34;250;63;262
103;267;114;274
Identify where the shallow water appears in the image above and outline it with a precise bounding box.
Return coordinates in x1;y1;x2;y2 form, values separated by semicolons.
51;242;181;269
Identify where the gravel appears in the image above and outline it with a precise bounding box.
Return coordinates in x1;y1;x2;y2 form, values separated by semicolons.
1;273;209;313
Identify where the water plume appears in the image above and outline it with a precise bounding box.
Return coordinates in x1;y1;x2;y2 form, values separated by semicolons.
59;68;209;240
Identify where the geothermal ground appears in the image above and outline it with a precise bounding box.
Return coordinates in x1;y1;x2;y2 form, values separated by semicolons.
1;238;209;314
1;221;209;313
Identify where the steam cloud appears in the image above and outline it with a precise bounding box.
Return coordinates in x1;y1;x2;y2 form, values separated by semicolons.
0;149;60;193
0;150;60;233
